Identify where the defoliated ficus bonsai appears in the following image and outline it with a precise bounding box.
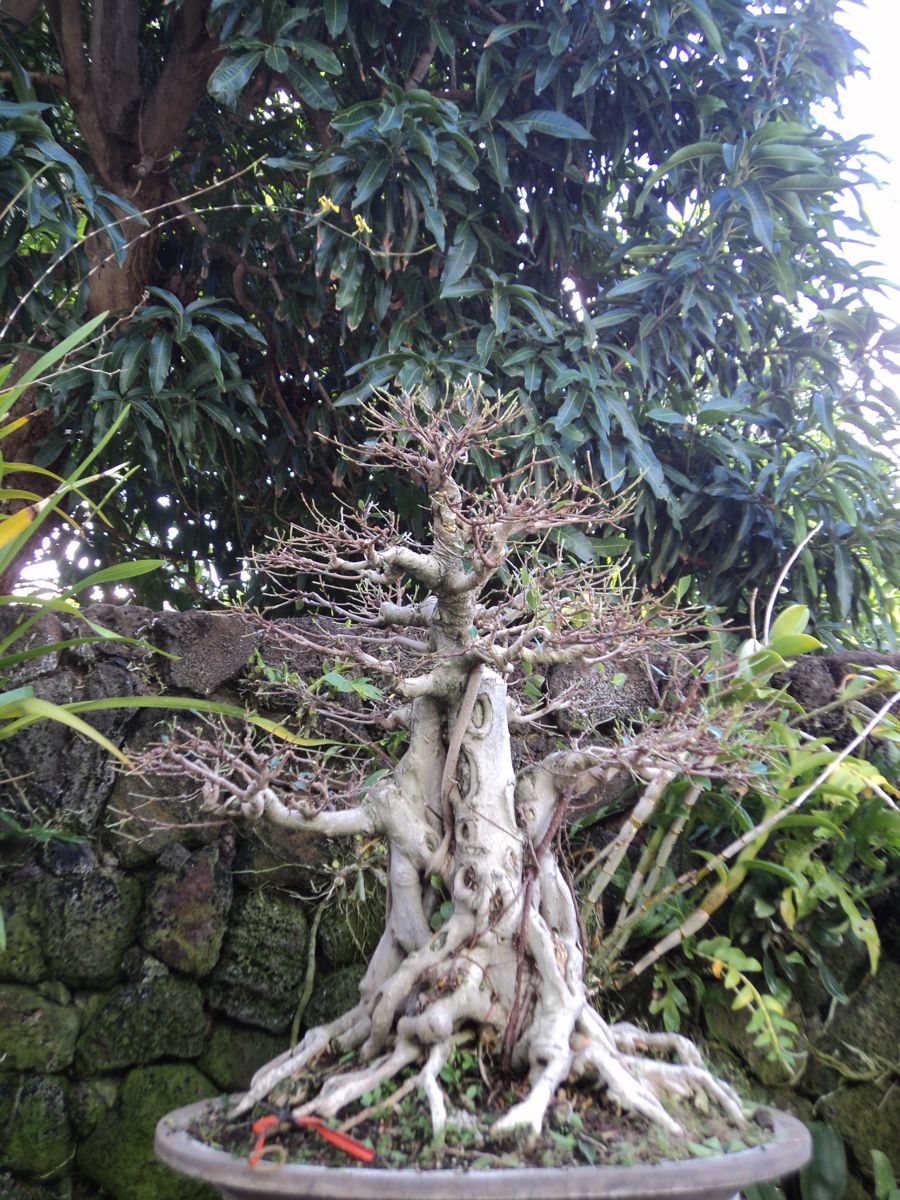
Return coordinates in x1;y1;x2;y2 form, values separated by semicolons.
142;388;755;1143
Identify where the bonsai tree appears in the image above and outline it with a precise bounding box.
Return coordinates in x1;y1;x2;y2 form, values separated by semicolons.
137;388;896;1146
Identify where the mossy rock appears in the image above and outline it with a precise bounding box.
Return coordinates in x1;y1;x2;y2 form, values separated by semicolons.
818;961;900;1064
141;844;233;977
0;1172;61;1200
0;984;81;1072
0;1074;73;1179
549;658;656;731
1;654;144;836
206;888;308;1032
198;1019;289;1092
41;866;142;987
231;821;325;890
0;873;48;983
302;963;365;1032
818;1083;900;1179
75;960;205;1072
69;1076;120;1139
791;934;868;1031
104;712;221;866
151;610;259;695
77;1064;216;1200
317;885;386;969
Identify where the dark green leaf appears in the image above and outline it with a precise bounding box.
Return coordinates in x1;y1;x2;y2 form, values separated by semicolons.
506;110;593;141
148;332;172;396
352;155;390;208
440;224;478;295
324;0;349;38
208;50;263;105
286;61;337;110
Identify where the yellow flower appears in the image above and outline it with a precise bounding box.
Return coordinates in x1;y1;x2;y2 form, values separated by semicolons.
318;195;339;214
354;214;372;235
710;958;724;979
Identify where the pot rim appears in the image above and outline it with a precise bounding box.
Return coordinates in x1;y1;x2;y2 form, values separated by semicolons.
156;1098;811;1199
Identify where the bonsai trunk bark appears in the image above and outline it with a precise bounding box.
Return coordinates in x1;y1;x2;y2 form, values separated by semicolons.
232;666;743;1141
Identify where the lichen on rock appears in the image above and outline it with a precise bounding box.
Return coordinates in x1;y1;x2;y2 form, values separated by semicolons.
205;887;308;1032
0;872;49;983
0;984;81;1072
0;1074;74;1179
199;1019;289;1092
74;956;205;1072
141;843;234;977
41;864;142;988
76;1064;216;1200
301;963;366;1033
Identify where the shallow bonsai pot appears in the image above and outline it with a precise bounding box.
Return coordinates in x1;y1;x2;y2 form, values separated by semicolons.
155;1098;810;1200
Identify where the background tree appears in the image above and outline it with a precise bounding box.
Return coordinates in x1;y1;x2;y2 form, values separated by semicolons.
0;0;897;631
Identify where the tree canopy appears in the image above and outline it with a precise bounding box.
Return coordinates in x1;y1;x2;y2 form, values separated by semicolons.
0;0;897;632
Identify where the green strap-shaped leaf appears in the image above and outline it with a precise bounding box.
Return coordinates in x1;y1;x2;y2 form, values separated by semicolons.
440;223;478;295
732;180;775;252
352;154;389;208
0;695;131;763
208;50;263;105
148;330;172;396
324;0;349;38
505;109;592;142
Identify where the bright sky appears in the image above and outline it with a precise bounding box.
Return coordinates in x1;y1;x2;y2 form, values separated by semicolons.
836;0;900;323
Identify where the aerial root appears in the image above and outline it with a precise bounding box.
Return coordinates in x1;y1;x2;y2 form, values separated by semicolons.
611;1022;705;1066
334;1037;467;1140
293;1038;420;1118
611;1021;744;1123
230;1005;364;1117
289;1035;460;1137
361;916;474;1060
620;1056;744;1123
230;980;743;1144
573;1038;683;1136
564;1015;745;1136
491;1042;574;1141
420;1041;451;1139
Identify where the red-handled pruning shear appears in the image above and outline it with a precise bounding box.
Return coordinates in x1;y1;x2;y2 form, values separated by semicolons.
249;1115;284;1168
248;1110;375;1169
295;1115;376;1162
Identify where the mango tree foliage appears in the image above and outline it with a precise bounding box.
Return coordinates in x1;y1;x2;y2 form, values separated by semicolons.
0;0;897;628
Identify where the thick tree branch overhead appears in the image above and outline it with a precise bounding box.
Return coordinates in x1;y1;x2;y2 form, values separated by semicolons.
46;0;114;180
141;0;221;161
88;0;140;141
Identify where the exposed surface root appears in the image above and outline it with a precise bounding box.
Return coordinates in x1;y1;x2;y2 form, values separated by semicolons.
233;975;744;1145
231;1005;365;1117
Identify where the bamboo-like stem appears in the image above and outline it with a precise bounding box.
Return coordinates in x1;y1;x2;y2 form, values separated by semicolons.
596;783;705;971
587;772;674;904
620;692;899;982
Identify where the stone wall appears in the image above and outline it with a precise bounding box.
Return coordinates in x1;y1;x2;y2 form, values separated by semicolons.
0;607;379;1200
0;607;896;1199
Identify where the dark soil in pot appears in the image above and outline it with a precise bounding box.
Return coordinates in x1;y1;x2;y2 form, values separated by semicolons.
188;1077;773;1172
